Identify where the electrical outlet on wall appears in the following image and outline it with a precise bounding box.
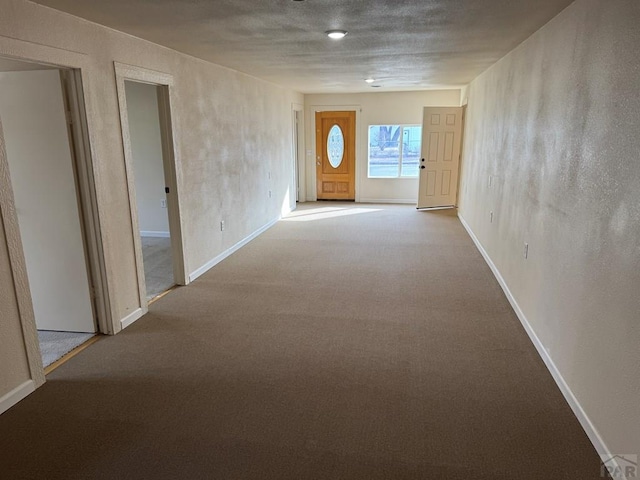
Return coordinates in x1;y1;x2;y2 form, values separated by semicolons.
490;211;494;223
524;242;529;259
160;199;167;208
220;220;225;231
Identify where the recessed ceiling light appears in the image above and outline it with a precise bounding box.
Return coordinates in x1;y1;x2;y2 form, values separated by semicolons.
371;85;381;88
326;30;348;40
365;78;375;84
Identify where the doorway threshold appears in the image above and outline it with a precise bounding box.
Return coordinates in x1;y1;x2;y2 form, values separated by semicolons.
43;334;101;375
148;284;179;305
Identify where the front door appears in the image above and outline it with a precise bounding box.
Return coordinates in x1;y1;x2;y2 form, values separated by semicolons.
315;111;356;200
417;107;464;209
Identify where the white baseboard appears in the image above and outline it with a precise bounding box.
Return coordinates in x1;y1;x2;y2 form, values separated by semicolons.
140;231;170;238
359;198;417;205
189;216;280;283
417;205;456;211
457;213;618;474
120;307;144;330
0;380;35;415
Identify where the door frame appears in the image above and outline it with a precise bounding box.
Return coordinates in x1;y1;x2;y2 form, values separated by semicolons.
114;62;187;324
292;103;304;205
59;69;112;335
307;105;360;202
0;55;110;391
454;105;467;208
0;111;45;389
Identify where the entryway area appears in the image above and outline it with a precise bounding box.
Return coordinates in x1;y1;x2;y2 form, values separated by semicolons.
315;111;356;200
0;57;103;369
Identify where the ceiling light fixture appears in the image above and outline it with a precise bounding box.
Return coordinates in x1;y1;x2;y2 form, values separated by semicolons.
365;78;375;84
326;30;348;40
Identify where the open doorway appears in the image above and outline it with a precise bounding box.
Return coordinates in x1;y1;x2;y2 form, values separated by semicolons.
124;81;175;300
114;63;186;315
0;57;105;369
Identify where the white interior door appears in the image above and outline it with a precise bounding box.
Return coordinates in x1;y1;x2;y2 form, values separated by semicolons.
417;107;464;209
0;70;95;333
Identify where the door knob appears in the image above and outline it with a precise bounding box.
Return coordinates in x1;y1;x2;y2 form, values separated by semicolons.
317;162;321;166
420;165;425;169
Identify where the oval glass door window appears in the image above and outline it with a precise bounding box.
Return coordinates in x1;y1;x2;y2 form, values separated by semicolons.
327;124;344;168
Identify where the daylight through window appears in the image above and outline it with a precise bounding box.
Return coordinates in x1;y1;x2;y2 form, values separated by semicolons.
368;125;422;178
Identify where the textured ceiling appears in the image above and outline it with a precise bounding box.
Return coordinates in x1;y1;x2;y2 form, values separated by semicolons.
31;0;574;93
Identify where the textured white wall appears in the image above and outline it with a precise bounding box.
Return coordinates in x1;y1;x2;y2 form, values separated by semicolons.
459;0;639;454
125;80;170;235
0;0;302;401
305;90;461;203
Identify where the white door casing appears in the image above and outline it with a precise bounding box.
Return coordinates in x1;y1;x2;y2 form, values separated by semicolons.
114;62;187;331
417;107;464;209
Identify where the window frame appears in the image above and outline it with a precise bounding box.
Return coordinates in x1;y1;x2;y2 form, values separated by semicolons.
367;124;422;179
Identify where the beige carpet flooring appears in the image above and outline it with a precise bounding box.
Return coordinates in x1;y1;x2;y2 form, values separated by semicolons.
0;203;605;479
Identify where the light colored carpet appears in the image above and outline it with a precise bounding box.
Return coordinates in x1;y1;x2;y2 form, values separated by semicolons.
141;236;174;299
1;204;604;479
37;330;95;368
